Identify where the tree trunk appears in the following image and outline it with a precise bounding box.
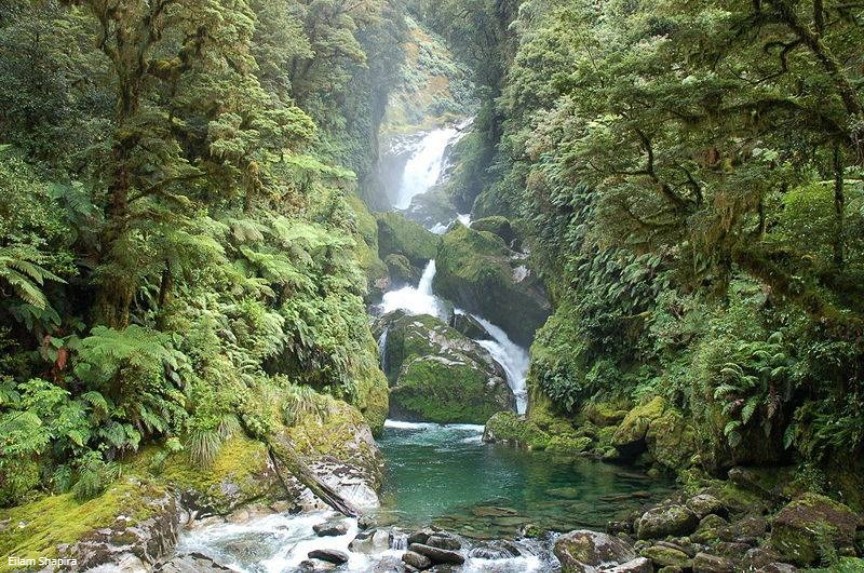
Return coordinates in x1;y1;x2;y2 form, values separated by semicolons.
833;144;845;268
267;433;361;518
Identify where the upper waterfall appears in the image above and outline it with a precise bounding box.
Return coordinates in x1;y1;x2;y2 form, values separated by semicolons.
394;126;463;210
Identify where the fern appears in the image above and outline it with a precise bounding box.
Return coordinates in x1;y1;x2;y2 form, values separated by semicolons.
0;251;65;310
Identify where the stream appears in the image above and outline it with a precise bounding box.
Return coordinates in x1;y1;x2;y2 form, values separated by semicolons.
176;122;673;572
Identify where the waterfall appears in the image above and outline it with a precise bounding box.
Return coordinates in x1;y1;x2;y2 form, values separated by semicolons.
377;328;389;373
395;127;461;210
469;314;530;415
390;532;408;551
379;261;447;320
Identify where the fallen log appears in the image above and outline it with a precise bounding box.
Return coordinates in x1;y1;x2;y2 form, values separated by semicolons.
266;432;361;518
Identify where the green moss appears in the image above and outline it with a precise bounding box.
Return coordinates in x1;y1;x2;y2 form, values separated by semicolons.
375;211;440;266
348;335;390;435
771;493;861;567
134;434;277;516
470;216;520;247
434;223;550;346
0;479;168;571
345;193;388;298
392;357;511;424
484;412;551;449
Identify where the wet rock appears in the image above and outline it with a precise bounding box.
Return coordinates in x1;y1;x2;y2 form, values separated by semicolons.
402;550;432;570
385;254;421;288
349;528;390;553
686;494;727;519
298;559;338;572
711;541;753;558
756;564;799;573
769;493;860;566
692;552;735;573
307;548;349;565
607;520;634;536
408;543;466;565
156;552;232;572
718;514;768;544
376;212;440;267
374;555;406;572
606;557;653;573
450;312;492;340
408;527;436;545
641;544;691;568
313;521;349;537
699;514;729;530
636;504;699;540
59;481;181;570
654;540;696;558
656;568;684;573
470;216;521;250
744;547;784;570
426;533;461;551
553;529;636;571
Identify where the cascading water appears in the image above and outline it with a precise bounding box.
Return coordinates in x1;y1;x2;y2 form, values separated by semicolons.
465;313;529;414
379;260;448;320
395;127;460;210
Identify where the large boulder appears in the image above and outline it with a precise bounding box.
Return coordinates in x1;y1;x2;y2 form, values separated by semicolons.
553;530;637;572
470;216;521;250
613;397;698;469
769;493;860;566
376;311;515;424
376;211;440;267
636;504;700;540
403;186;460;230
433;223;550;346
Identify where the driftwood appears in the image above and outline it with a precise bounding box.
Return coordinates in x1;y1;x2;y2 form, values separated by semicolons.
266;433;361;518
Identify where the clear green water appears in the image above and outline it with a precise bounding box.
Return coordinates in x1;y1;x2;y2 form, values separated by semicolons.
375;422;675;539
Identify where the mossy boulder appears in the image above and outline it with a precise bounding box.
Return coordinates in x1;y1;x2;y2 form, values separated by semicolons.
636;504;700;540
376;311;515;423
483;412;551;449
385;253;420;287
613;396;698;470
143;434;282;517
376;211;440;267
0;478;178;572
470;216;521;249
433;223;551;346
769;493;861;566
553;529;636;572
403;186;460;230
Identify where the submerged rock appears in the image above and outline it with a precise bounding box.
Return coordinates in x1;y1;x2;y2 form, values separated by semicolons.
376;311;515;424
553;529;636;572
433;223;550;346
156;552;233;572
